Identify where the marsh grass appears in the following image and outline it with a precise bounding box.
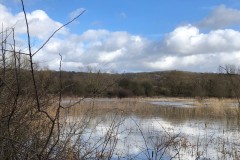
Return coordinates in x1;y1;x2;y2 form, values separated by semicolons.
63;97;240;121
55;97;240;159
194;98;239;118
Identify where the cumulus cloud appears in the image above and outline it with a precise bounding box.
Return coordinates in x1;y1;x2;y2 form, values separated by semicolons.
198;5;240;29
144;54;213;72
0;4;65;40
37;29;152;72
155;24;240;72
37;25;240;72
1;3;240;73
164;25;240;55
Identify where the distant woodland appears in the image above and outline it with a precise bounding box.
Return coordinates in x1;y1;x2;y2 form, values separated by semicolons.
34;70;240;98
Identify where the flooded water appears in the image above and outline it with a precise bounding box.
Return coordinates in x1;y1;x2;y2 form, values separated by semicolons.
64;98;240;159
148;100;195;108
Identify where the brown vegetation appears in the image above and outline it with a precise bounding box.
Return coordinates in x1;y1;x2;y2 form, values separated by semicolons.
1;1;240;159
32;69;240;99
66;97;240;120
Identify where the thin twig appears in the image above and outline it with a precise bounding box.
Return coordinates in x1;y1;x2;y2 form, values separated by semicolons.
0;49;30;55
32;10;86;56
21;0;41;111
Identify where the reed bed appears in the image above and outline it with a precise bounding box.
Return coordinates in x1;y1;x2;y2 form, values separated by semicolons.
57;98;239;159
61;97;240;121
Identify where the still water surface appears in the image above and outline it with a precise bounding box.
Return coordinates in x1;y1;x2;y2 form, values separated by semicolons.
66;99;240;159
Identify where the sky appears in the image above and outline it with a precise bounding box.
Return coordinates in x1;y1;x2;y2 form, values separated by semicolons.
1;0;240;73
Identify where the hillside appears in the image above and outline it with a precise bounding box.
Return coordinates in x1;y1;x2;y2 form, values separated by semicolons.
36;70;240;98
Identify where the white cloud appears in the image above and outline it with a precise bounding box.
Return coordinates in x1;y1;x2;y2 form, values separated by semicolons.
25;10;66;39
219;51;240;65
0;4;66;40
69;8;85;20
143;54;208;71
37;29;150;71
0;4;15;26
81;29;109;41
1;3;240;73
198;5;240;29
21;24;240;72
164;25;240;55
145;56;177;70
98;48;125;62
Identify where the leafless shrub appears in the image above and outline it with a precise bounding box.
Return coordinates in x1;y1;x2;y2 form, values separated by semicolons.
0;0;87;159
2;1;233;160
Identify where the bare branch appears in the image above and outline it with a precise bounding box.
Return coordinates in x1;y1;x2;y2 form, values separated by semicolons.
0;49;30;55
21;0;41;112
32;10;85;56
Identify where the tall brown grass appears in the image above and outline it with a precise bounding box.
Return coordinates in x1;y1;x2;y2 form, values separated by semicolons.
63;97;240;120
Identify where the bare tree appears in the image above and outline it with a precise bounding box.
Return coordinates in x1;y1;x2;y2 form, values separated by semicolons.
219;64;240;107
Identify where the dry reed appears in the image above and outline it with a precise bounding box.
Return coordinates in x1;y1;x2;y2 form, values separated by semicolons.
61;97;240;120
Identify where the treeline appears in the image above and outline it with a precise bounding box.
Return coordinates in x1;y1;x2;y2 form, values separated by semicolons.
35;70;240;98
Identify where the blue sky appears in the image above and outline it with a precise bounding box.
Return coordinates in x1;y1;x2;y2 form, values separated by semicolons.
9;0;240;36
1;0;240;72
